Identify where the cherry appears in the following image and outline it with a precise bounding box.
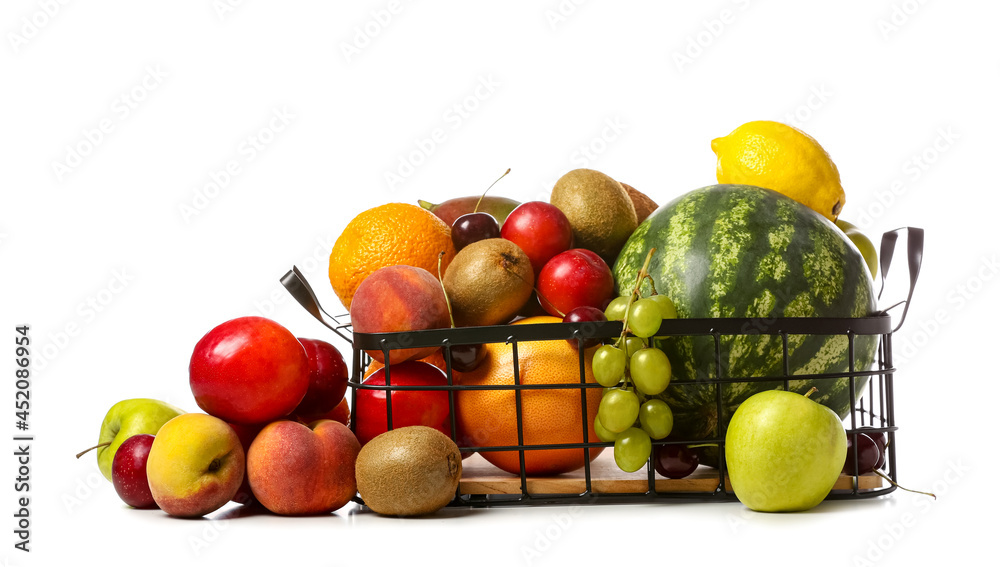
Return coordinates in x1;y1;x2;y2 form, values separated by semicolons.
452;212;500;251
654;444;699;479
562;306;607;350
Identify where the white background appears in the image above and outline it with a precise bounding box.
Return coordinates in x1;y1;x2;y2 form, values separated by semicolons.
2;1;998;565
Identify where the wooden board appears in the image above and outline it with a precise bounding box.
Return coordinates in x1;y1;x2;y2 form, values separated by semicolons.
459;451;883;495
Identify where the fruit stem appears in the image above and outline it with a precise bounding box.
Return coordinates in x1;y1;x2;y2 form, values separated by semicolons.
75;441;112;459
500;260;564;317
438;251;457;329
474;168;511;213
685;443;717;449
418;199;437;212
617;248;657;345
874;470;937;500
803;387;818;399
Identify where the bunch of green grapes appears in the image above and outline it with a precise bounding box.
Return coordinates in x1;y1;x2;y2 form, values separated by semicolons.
592;293;678;473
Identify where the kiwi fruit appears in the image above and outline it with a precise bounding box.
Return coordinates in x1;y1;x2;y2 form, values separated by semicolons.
550;169;638;265
443;238;533;327
621;182;658;224
355;426;462;516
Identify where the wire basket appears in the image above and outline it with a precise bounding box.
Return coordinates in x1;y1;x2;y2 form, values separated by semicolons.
282;228;923;507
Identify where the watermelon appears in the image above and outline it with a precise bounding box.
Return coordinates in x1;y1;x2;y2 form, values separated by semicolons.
612;185;878;458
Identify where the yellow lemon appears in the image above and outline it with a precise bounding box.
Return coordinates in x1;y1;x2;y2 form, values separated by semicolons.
711;121;846;222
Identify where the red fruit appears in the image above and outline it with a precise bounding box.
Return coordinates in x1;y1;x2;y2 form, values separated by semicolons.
452;212;501;251
293;338;349;417
354;361;451;446
296;398;350;426
189;316;310;424
227;422;264;506
112;434;157;509
562;306;608;350
349;265;450;365
500;202;574;275
537;249;615;317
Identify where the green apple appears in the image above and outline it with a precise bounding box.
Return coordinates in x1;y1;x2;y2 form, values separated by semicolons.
836;219;878;279
91;399;185;481
725;389;847;512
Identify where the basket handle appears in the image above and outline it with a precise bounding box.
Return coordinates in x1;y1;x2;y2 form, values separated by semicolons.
280;266;354;345
877;227;924;333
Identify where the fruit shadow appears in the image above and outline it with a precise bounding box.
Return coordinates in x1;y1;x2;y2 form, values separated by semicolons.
345;505;488;520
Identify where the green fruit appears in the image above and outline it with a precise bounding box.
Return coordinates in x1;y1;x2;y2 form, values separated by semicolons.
836;219;878;279
613;427;651;473
597;389;640;434
612;185;877;456
604;296;630;321
594;416;619;442
626;298;662;338
648;294;678;319
355;426;462;516
638;399;673;440
443;238;534;327
550;169;638;265
92;399;185;481
629;347;671;396
593;345;627;388
726;390;847;512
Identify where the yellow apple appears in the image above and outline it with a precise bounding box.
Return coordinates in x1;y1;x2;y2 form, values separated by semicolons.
836;219;878;279
146;413;245;518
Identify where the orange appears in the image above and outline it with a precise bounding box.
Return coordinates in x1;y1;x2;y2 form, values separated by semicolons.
329;203;456;310
455;316;604;476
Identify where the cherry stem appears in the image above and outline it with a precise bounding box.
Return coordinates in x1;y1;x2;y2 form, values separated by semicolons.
685;443;717;449
874;470;937;500
438;251;457;329
804;387;818;399
473;168;511;213
75;441;112;459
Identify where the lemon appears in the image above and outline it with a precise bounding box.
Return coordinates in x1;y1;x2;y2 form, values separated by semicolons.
711;121;846;222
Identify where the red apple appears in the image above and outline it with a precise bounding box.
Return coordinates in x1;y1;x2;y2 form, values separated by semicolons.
189;316;310;424
500;202;574;275
354;360;451;446
111;434;157;509
537;249;615;317
292;338;349;417
247;420;361;515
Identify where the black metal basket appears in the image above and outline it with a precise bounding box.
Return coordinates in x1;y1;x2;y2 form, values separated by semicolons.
282;227;923;507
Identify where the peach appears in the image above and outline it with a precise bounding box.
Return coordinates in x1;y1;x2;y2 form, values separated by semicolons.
146;413;245;518
247;420;361;515
348;265;450;365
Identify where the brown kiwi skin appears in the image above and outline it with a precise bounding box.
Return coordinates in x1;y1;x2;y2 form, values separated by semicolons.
355;426;462;517
621;182;658;224
442;238;534;327
550;169;638;266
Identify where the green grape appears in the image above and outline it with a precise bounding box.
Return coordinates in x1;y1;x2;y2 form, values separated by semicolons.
629;347;672;395
614;427;652;473
592;345;626;388
627;298;662;338
604;296;631;321
623;336;646;359
597;388;640;434
648;294;678;319
638;399;674;440
593;415;619;442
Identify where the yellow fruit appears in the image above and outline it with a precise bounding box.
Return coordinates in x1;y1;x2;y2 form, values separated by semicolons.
711;121;846;222
328;203;456;311
454;316;604;476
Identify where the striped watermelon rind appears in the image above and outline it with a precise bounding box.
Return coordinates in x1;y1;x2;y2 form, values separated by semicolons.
612;185;877;456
